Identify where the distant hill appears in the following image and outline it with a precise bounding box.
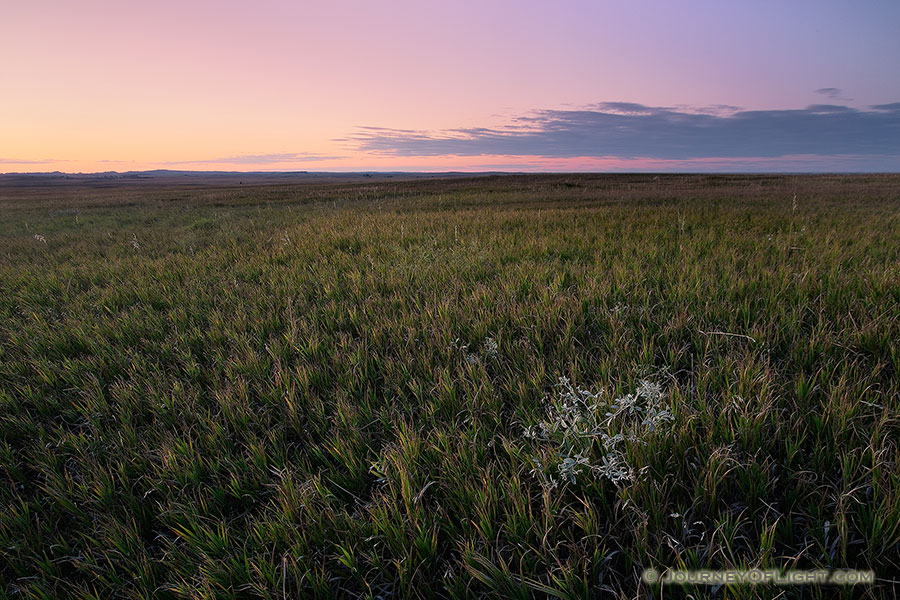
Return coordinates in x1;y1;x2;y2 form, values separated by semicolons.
0;170;508;188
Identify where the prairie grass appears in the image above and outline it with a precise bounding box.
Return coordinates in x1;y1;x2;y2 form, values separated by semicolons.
1;174;899;598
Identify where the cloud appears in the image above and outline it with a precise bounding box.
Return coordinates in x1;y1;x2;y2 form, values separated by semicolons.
814;87;846;100
0;158;56;164
163;152;343;165
450;153;900;173
347;101;900;161
816;88;836;96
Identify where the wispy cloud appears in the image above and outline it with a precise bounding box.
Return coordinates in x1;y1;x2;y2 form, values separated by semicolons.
814;87;851;102
348;101;900;162
0;158;57;164
163;152;344;166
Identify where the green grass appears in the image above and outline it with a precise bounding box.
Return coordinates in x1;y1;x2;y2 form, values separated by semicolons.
1;174;898;598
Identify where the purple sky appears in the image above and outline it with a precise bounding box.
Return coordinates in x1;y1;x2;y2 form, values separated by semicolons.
2;0;899;172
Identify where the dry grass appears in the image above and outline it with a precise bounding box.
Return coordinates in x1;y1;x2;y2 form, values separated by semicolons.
1;174;899;598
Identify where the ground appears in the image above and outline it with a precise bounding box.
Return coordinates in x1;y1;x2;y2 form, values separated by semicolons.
1;174;898;598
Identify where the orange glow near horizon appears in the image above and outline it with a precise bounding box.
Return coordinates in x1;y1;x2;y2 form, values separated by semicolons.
3;1;899;173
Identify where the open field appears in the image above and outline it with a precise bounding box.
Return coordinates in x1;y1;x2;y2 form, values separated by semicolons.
1;174;899;598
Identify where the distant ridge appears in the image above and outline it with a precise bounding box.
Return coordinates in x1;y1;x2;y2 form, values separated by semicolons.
0;170;509;187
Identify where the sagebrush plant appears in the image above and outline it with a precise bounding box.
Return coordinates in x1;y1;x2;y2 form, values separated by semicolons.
525;376;674;489
1;173;898;599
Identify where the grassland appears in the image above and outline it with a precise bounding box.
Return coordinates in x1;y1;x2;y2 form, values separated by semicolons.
1;174;899;598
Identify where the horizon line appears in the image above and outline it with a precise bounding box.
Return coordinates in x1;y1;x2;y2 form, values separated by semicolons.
4;168;900;177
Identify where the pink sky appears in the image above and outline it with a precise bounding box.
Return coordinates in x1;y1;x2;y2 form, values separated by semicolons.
3;0;899;172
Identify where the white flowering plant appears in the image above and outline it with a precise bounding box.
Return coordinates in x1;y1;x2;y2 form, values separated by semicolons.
524;376;674;490
451;336;499;366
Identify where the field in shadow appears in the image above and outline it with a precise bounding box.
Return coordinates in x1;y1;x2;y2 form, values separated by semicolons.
1;174;899;598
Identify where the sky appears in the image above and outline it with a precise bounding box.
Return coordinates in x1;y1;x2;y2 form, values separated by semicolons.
3;0;900;173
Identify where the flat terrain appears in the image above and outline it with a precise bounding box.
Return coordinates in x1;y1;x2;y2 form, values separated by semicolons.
1;174;899;598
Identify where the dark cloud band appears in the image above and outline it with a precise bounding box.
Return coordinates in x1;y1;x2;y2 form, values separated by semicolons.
348;102;900;161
